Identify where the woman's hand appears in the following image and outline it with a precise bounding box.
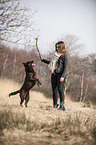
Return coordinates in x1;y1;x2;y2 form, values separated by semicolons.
60;77;64;82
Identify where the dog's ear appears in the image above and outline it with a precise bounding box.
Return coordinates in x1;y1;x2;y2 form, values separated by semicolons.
23;63;26;66
31;60;34;63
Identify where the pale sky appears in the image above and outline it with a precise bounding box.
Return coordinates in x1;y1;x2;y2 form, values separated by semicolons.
23;0;96;56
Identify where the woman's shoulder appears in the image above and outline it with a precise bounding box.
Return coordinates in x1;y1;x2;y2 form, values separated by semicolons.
58;53;68;64
60;53;68;59
64;53;68;58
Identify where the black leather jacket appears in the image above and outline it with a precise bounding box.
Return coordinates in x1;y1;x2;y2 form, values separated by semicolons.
41;53;68;78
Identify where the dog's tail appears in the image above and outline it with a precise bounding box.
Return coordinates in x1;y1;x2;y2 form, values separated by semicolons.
9;90;20;97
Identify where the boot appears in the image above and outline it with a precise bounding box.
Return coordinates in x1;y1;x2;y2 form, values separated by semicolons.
53;104;59;108
58;102;65;111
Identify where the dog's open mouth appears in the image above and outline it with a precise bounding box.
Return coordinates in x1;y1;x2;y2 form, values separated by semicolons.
32;63;35;67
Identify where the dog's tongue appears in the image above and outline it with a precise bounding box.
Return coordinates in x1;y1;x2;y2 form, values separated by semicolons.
32;63;35;67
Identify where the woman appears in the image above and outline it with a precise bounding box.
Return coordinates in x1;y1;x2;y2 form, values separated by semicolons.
40;41;68;110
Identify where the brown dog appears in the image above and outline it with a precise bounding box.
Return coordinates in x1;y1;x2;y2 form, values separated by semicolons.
9;60;41;107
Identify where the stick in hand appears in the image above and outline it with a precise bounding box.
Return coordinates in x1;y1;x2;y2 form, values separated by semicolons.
35;36;42;60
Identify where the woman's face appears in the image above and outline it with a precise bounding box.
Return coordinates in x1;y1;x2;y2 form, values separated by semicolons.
56;44;62;53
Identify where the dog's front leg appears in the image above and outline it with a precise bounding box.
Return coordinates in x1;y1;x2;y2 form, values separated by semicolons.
25;91;29;108
37;79;42;86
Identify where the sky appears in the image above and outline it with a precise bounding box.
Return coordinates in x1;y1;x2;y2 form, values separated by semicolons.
22;0;96;56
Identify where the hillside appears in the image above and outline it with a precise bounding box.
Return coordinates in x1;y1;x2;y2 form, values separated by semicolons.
0;78;96;145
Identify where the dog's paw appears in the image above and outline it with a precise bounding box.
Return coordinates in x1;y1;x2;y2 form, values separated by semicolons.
20;104;23;107
37;80;42;86
25;103;27;108
39;82;42;85
37;83;42;86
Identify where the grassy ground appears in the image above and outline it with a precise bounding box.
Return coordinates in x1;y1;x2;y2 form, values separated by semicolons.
0;78;96;145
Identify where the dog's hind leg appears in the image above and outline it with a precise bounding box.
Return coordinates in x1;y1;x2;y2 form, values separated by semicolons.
25;91;29;108
20;99;24;107
20;91;25;107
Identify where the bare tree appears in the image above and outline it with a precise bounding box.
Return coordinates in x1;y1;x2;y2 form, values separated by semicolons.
0;0;38;47
64;34;85;56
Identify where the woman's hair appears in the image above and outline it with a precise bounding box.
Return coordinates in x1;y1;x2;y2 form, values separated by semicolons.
55;41;67;55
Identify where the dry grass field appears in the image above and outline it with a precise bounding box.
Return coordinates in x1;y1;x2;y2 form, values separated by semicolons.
0;78;96;145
